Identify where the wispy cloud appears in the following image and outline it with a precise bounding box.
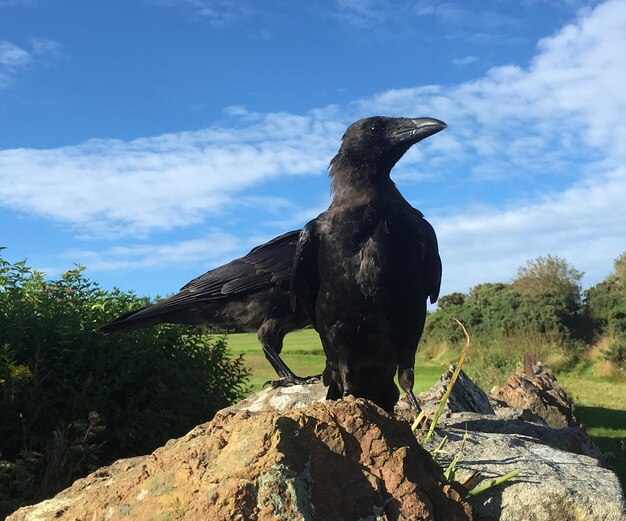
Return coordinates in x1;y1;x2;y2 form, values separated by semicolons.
29;37;63;58
360;1;626;175
452;55;477;66
0;38;63;88
0;41;30;68
65;232;246;273
433;164;626;294
149;0;251;24
0;109;343;236
414;1;519;28
0;40;30;88
333;0;391;27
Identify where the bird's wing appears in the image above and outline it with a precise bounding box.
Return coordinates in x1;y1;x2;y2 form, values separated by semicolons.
290;219;321;327
180;229;300;297
100;230;301;332
416;214;442;304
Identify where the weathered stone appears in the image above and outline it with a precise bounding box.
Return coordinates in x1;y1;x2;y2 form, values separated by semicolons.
491;363;578;428
233;380;326;412
428;428;626;521
417;367;495;416
438;411;603;460
8;368;624;521
8;398;472;521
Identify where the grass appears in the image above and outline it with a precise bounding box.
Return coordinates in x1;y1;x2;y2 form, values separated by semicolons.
222;328;448;392
224;330;626;490
556;374;626;488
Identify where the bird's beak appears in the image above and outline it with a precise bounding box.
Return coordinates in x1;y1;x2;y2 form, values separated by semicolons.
392;117;447;145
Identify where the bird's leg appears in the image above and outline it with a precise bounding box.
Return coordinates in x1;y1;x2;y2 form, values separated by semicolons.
339;366;354;398
405;387;422;415
398;363;423;415
258;321;320;388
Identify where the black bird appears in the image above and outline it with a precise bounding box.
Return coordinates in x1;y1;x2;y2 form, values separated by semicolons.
290;116;444;412
101;230;316;386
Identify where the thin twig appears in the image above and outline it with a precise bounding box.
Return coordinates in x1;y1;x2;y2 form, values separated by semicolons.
422;318;470;443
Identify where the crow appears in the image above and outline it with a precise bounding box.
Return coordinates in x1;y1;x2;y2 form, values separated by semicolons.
101;230;317;387
290;116;444;412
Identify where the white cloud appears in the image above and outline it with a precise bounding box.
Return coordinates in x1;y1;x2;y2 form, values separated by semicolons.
65;232;245;273
0;110;343;236
452;55;477;66
361;0;626;174
0;40;31;69
0;40;30;89
30;37;63;57
333;0;390;27
434;164;626;294
0;38;63;88
149;0;251;24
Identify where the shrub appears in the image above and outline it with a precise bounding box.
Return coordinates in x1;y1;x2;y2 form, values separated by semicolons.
0;252;249;516
602;340;626;369
422;256;591;372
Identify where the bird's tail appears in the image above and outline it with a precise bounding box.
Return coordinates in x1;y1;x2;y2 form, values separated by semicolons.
99;306;167;333
99;292;207;333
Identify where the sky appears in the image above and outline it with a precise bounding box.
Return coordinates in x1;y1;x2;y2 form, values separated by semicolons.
1;0;625;302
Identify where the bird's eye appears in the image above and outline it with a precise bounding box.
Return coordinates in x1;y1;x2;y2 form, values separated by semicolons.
369;125;382;135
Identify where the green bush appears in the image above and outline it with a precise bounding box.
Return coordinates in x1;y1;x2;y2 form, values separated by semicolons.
422;256;592;381
603;340;626;369
0;252;249;516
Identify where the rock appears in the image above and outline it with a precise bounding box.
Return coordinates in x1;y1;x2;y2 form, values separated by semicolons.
8;398;472;521
491;363;578;429
233;380;327;412
438;411;603;460
416;367;495;416
9;369;624;521
429;428;626;521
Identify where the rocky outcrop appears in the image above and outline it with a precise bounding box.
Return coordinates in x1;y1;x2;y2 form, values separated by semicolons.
433;428;625;521
439;411;603;460
415;366;495;416
8;367;626;521
491;363;578;428
8;397;472;521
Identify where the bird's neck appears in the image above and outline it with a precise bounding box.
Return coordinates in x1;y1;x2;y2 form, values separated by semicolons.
329;159;396;206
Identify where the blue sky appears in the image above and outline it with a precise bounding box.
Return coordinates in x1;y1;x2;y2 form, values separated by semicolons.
1;0;625;301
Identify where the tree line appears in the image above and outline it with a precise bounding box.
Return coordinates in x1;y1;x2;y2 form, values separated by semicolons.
422;252;626;382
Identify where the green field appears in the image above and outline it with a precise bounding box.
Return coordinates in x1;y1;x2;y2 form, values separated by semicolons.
222;328;449;392
225;329;626;489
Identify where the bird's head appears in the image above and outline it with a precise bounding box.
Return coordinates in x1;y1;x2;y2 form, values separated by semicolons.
330;116;447;179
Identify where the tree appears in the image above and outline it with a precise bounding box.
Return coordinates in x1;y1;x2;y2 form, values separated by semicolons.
437;292;466;309
585;251;626;335
512;255;583;311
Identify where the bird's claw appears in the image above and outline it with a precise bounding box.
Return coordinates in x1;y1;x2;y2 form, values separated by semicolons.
264;374;321;388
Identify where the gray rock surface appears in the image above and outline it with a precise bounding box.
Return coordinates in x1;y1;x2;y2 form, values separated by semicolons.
417;366;495;415
431;428;625;521
439;411;603;460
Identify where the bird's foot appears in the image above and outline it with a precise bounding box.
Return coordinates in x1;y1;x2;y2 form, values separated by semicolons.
264;374;321;388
